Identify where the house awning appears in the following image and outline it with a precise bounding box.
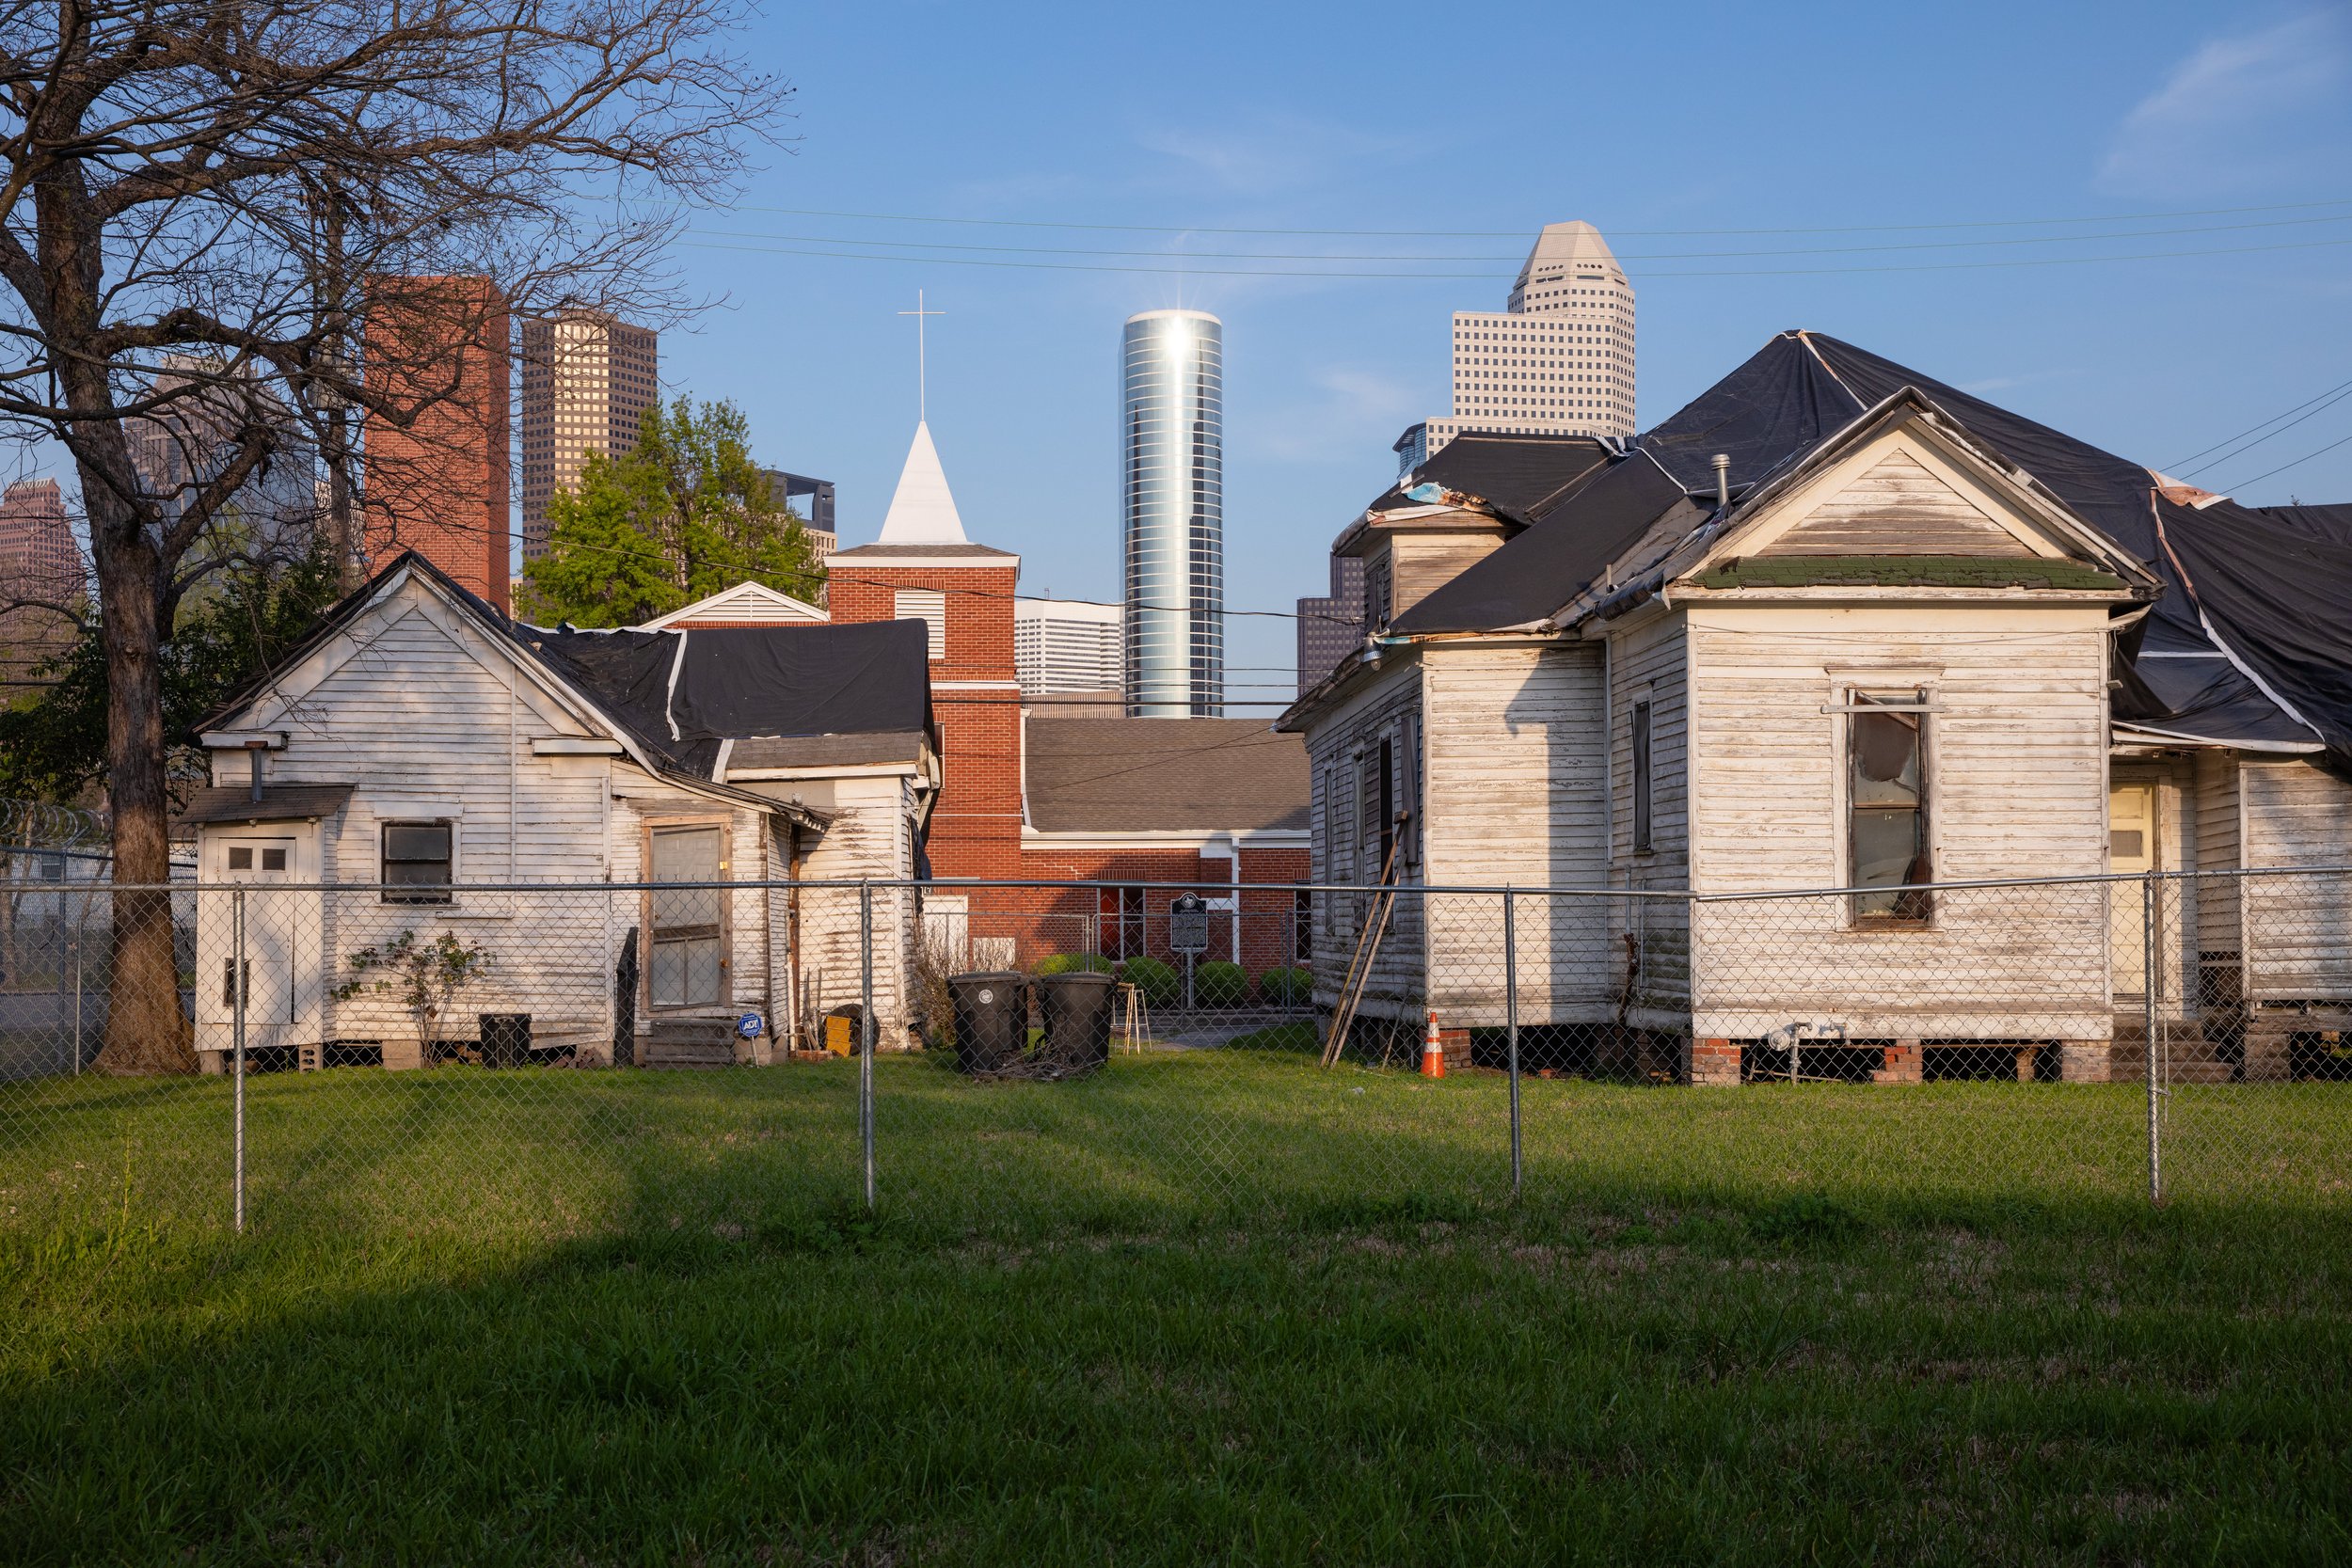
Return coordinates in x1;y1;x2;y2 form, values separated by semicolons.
176;784;357;827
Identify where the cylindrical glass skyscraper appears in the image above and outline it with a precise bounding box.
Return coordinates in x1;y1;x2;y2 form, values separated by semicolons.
1121;309;1223;718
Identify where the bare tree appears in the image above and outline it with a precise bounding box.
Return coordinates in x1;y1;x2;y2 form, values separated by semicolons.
0;0;783;1070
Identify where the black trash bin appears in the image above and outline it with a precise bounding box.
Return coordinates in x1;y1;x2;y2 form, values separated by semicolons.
1039;971;1116;1073
480;1013;532;1069
948;972;1028;1074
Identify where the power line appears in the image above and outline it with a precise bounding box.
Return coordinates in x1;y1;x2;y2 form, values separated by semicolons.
681;232;2352;281
2222;428;2352;492
662;195;2352;240
689;211;2352;266
2169;374;2352;475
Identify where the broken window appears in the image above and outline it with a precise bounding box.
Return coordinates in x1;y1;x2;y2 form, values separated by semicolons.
1630;700;1653;853
382;822;453;904
1849;690;1931;920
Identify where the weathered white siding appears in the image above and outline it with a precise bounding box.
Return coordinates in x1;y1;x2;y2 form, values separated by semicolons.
1759;450;2033;558
1606;611;1692;1022
2192;749;2243;1003
2240;759;2352;1000
1301;660;1423;1022
1685;604;2113;1040
1422;641;1607;1026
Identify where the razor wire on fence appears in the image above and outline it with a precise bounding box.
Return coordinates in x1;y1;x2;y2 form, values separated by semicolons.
1;869;2347;1240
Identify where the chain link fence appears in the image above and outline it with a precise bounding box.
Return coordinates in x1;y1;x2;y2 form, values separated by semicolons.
2;869;2346;1239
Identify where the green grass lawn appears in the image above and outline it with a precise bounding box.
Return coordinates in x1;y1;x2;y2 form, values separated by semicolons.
3;1051;2348;1563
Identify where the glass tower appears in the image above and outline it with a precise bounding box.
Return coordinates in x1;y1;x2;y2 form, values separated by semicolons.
1121;309;1223;718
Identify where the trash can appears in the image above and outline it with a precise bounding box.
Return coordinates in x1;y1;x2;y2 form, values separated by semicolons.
1039;971;1116;1073
948;972;1029;1074
479;1013;532;1069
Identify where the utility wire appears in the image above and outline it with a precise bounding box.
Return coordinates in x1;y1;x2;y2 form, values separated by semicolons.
2169;374;2352;474
2222;428;2352;492
689;211;2352;265
682;233;2352;280
667;195;2352;240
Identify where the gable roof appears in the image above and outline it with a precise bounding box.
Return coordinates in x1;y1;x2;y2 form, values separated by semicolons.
1364;431;1613;527
203;552;931;815
1357;330;2352;763
634;580;826;629
1023;719;1309;834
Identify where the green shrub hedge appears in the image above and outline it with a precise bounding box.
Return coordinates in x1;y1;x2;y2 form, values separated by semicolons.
1195;960;1248;1006
1035;953;1113;977
1256;966;1311;1006
1118;955;1180;1008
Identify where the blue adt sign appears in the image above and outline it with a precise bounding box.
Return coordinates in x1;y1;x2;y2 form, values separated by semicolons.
738;1013;764;1039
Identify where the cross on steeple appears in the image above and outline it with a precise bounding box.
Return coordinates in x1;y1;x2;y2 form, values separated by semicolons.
899;289;946;423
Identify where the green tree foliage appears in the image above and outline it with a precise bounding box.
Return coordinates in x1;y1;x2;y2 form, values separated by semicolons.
0;546;344;807
519;397;823;626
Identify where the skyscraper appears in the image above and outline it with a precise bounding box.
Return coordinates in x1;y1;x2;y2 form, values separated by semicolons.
1398;221;1636;470
0;478;83;697
1016;596;1123;706
1295;554;1365;695
1121;309;1222;718
127;356;318;560
519;309;660;560
361;275;512;610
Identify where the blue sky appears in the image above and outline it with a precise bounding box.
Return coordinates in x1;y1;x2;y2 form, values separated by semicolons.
664;1;2352;701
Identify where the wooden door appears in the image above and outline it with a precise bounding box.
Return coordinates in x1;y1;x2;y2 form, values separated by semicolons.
202;829;322;1050
648;824;726;1007
2109;784;2155;997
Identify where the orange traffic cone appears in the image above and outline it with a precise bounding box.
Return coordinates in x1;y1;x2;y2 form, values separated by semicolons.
1421;1009;1445;1079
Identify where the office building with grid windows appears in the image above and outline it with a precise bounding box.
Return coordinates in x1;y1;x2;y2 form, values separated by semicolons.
519;310;660;560
1398;221;1635;471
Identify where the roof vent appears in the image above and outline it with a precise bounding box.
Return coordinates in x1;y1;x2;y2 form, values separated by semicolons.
1712;453;1731;514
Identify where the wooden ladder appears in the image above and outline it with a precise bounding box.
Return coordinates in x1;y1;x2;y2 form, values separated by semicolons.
1321;819;1406;1069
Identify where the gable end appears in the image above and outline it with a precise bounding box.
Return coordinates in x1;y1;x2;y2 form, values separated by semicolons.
1759;449;2032;559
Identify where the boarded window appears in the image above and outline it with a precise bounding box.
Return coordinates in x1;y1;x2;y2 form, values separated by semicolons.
1377;735;1395;874
1850;691;1931;920
1630;700;1653;853
648;824;725;1006
894;589;947;659
382;822;453;904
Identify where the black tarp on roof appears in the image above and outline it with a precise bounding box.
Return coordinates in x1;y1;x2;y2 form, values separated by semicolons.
1367;432;1613;524
1621;331;2342;757
2256;502;2352;544
1391;454;1692;634
528;618;932;779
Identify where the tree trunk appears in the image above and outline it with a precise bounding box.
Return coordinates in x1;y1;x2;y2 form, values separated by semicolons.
88;492;197;1075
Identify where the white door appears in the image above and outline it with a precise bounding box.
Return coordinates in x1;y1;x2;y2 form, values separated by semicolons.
200;828;323;1052
2108;784;2155;999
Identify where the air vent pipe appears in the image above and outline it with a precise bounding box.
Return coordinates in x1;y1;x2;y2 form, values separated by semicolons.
1712;453;1731;514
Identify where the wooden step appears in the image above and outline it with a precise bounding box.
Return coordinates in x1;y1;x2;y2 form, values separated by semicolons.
642;1021;741;1069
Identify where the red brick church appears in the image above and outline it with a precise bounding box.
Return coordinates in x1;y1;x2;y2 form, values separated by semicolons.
661;419;1311;974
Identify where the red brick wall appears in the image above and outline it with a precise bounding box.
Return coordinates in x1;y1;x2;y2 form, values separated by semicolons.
362;276;512;612
829;562;1022;880
992;846;1310;975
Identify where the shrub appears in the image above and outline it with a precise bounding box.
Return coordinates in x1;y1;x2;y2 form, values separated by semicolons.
1119;955;1180;1008
1195;960;1248;1006
1256;966;1311;1006
1035;953;1113;977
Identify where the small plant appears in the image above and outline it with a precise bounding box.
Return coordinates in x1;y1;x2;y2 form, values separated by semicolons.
1195;959;1248;1006
1118;955;1179;1009
1035;953;1113;977
333;929;491;1053
1257;966;1311;1006
1747;1193;1865;1246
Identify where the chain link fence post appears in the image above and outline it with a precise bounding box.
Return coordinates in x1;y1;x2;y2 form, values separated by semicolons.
859;879;876;1212
231;885;247;1235
1504;887;1521;1200
2143;871;2162;1207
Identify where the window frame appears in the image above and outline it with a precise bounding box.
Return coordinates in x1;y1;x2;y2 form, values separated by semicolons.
639;814;735;1011
380;819;455;905
1842;687;1934;925
1629;699;1654;854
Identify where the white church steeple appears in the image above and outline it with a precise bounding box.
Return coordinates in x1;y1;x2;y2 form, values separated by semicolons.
875;420;968;545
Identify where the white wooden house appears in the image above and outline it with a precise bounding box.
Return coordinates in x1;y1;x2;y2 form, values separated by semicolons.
182;552;936;1069
1284;333;2352;1085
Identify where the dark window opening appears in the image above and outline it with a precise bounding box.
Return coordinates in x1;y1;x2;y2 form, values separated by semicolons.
1377;736;1396;873
1100;886;1146;958
1294;889;1313;965
1630;700;1653;853
1850;691;1931;921
228;847;252;871
383;821;453;904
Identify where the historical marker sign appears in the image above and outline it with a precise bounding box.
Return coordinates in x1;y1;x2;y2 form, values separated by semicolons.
1169;895;1211;956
